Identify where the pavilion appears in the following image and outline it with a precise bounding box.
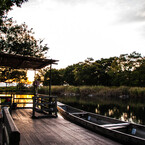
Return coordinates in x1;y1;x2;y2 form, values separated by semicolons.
0;53;58;70
0;52;59;118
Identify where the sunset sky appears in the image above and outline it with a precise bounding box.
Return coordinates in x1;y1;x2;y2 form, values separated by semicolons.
8;0;145;69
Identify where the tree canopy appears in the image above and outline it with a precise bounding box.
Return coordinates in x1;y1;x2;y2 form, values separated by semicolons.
0;17;49;58
40;52;145;87
0;0;28;24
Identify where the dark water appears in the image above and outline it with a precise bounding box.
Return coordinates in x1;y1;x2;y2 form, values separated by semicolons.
58;95;145;125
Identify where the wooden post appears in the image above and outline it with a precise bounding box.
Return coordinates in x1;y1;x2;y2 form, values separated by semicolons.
49;64;52;115
9;93;12;115
55;97;57;117
49;64;52;97
34;70;37;96
13;93;14;104
32;96;36;118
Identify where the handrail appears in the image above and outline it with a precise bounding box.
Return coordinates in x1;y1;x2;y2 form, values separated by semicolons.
32;94;57;118
37;94;57;98
0;94;33;109
13;95;33;109
2;107;20;145
13;98;32;99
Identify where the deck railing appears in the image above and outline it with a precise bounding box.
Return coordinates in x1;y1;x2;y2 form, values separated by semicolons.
32;94;57;118
2;107;20;145
13;95;33;109
0;93;57;118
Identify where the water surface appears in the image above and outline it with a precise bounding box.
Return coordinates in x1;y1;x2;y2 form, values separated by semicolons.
58;95;145;125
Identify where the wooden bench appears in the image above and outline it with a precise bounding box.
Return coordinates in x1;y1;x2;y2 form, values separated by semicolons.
2;107;20;145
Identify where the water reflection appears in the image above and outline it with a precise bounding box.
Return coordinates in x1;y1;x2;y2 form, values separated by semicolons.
58;95;145;125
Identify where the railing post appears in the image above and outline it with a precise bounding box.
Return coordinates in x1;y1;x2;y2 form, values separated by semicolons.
49;64;52;97
9;93;12;115
55;97;57;117
32;96;36;118
13;93;15;104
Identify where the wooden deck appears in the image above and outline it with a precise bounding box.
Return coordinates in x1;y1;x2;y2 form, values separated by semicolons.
11;109;122;145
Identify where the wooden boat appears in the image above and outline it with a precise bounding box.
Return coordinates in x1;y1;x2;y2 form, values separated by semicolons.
57;102;145;145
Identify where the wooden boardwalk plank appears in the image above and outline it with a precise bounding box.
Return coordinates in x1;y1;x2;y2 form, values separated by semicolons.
11;109;122;145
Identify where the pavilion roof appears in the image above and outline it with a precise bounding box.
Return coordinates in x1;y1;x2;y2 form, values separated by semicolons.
0;53;58;69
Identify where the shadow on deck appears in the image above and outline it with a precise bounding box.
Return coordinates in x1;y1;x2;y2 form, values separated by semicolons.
5;109;122;145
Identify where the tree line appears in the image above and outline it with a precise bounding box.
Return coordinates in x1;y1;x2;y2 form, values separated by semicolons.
40;52;145;87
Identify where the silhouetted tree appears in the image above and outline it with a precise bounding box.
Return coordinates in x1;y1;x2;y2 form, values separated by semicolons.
43;69;63;86
0;0;28;25
0;17;49;58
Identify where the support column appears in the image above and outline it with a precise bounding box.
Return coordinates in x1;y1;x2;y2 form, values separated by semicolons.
49;64;52;115
49;64;52;97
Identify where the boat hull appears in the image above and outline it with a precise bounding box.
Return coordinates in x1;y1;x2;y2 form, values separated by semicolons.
57;103;145;145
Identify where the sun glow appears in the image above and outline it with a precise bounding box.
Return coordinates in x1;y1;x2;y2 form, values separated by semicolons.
27;70;35;83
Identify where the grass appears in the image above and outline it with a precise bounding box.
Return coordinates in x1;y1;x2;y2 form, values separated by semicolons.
38;85;145;99
1;85;145;99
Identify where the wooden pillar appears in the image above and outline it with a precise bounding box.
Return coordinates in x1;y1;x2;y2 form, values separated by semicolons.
49;64;52;97
34;70;38;96
32;96;36;118
32;70;36;118
49;64;52;115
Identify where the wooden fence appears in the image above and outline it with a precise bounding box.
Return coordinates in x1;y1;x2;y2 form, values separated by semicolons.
32;94;57;118
0;94;33;110
13;96;33;109
0;93;57;118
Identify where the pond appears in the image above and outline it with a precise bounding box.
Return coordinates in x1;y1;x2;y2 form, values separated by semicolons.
58;95;145;125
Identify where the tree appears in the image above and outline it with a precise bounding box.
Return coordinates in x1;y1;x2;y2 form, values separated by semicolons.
0;17;49;58
73;58;99;85
63;65;76;85
43;69;63;86
0;0;52;84
0;0;49;58
59;52;145;87
132;60;145;86
117;52;143;86
0;0;28;25
0;68;27;83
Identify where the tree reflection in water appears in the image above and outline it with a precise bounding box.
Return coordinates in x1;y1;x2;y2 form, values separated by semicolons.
58;95;145;125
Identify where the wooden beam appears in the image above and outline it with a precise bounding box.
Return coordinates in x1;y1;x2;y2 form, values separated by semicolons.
2;107;20;145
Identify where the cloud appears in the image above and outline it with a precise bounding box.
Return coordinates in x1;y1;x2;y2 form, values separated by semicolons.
52;0;89;4
115;0;145;23
52;0;111;6
51;0;145;23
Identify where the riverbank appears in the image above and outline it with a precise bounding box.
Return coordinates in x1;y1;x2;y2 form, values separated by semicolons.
38;85;145;99
1;85;145;99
